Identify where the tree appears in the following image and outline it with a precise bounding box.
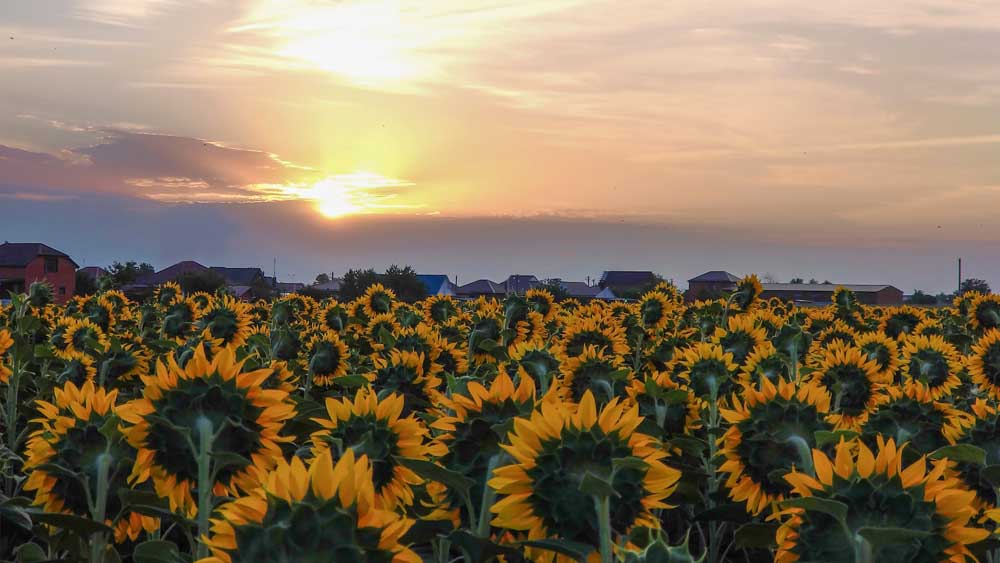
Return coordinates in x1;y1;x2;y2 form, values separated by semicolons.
762;273;779;283
177;269;226;294
339;268;380;301
382;265;427;303
537;279;570;302
74;271;98;296
315;273;331;285
250;275;275;300
808;278;819;284
789;277;805;284
106;261;155;287
909;290;938;305
961;278;991;295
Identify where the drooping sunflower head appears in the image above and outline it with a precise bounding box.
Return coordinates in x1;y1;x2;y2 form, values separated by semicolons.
551;344;630;406
506;341;562;389
62;317;109;357
317;300;349;333
161;298;199;342
777;437;988;563
305;329;351;388
364;313;403;352
189;291;215;314
366;349;443;416
361;283;397;318
510;310;548;347
811;341;887;431
678;342;738;399
309;388;443;510
554;315;630;361
154;282;184;308
490;392;681;562
23;381;158;543
390;322;443;373
718;377;832;515
199;449;420;563
970;293;1000;333
638;290;675;333
861;385;974;463
423;295;460;324
393;303;424;329
854;331;901;384
900;334;963;400
832;286;860;317
970;329;1000;400
712;314;768;366
119;345;296;516
525;288;558;321
101;334;152;388
956;399;1000;508
435;338;469;376
197;294;253;353
739;342;793;387
815;320;858;347
732;274;763;311
53;351;97;386
878;305;926;340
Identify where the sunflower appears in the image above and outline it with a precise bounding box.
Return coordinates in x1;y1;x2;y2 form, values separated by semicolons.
718;377;832;515
119;345;296;516
861;384;973;462
23;381;158;543
712;314;768;366
431;373;536;519
878;305;926;340
969;329;1000;400
199;449;420;563
507;341;561;389
526;288;558;322
810;342;888;431
731;274;763;311
393;303;425;328
423;295;460;324
161;298;200;343
815;320;858;347
553;316;630;361
0;328;14;383
638;290;675;333
154;281;184;308
970;293;1000;333
777;437;988;563
739;342;793;387
551;344;630;405
101;334;152;387
490;391;681;562
510;310;548;347
305;329;350;387
54;350;98;385
677;342;738;399
197;294;252;352
435;338;469;376
309;389;444;510
317;300;349;333
189;291;215;314
366;349;443;416
62;317;109;357
390;322;443;373
900;334;963;400
365;313;403;352
626;370;702;439
952;399;1000;508
854;331;901;384
361;284;397;318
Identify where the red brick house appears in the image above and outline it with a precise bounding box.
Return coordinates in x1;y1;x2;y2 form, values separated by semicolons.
0;242;78;303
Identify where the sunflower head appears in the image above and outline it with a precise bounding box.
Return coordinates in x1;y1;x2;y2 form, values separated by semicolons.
970;329;1000;400
732;275;763;311
361;284;397;318
423;295;460;324
739;342;792;387
626;370;702;439
154;282;184;308
119;345;296;516
199;449;420;563
366;349;443;416
879;306;926;340
811;342;887;431
506;341;561;389
678;342;738;399
777;437;988;563
552;344;630;406
490;392;681;562
854;332;901;384
554;316;629;361
861;385;973;463
197;294;252;352
712;315;767;366
638;291;675;333
970;293;1000;333
900;334;963;400
305;329;350;388
525;288;558;321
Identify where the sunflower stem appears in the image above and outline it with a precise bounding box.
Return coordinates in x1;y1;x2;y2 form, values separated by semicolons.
195;416;215;560
475;454;502;537
595;494;613;563
89;452;112;563
706;388;722;563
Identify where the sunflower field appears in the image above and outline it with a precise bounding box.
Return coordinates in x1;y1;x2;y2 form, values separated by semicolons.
4;277;1000;562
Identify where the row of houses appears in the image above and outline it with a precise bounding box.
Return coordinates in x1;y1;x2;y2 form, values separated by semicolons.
414;274;617;300
686;271;903;305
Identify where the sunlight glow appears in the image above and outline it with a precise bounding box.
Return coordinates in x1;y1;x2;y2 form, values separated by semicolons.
251;171;418;219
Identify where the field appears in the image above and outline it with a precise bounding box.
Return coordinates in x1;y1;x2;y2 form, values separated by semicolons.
2;277;1000;562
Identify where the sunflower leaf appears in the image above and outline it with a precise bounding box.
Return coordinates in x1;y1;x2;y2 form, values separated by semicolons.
329;375;370;389
856;526;932;547
929;444;986;466
779;497;849;525
579;471;619;498
814;430;859;448
26;510;113;536
448;530;522;563
133;540;184;563
733;522;778;548
13;542;47;563
396;457;474;499
612;456;649;472
519;539;595;562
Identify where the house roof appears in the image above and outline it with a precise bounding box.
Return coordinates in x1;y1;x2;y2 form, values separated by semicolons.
560;281;601;298
210;267;265;286
0;242;78;268
417;274;455;293
458;279;504;295
761;283;898;293
135;261;207;286
77;266;107;279
600;270;656;287
504;275;539;292
688;270;740;283
275;282;305;292
313;279;342;291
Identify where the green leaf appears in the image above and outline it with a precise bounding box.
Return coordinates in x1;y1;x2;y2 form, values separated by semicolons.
478;338;500;352
133;540;184;563
579;471;618;498
612;457;650;472
929;445;986;466
662;389;690;405
27;510;113;536
13;542;46;563
856;526;932;547
668;435;706;456
395;458;474;498
733;523;779;549
779;497;849;525
519;539;595;562
447;530;522;563
330;375;370;389
981;465;1000;487
377;327;395;349
814;430;859;448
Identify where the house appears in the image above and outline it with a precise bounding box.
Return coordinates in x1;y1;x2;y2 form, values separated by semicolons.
599;271;657;294
457;279;505;299
685;271;739;301
210;267;267;287
275;282;305;295
133;261;209;287
760;284;903;306
130;261;272;300
0;242;78;303
504;275;539;295
77;266;108;282
417;275;457;296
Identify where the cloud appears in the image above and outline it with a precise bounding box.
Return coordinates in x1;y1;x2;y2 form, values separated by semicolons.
74;0;180;26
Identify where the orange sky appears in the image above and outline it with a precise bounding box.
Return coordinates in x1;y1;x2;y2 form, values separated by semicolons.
2;1;1000;290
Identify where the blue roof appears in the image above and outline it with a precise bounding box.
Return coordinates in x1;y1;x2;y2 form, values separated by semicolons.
417;274;452;292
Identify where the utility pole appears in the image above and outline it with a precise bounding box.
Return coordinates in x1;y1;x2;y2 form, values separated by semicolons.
958;258;962;295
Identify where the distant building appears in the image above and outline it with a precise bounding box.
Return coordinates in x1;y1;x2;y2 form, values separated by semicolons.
417;274;457;296
457;279;505;299
77;266;108;282
275;282;305;295
599;271;657;294
130;261;274;300
504;275;539;295
0;242;78;304
685;271;739;301
761;283;903;306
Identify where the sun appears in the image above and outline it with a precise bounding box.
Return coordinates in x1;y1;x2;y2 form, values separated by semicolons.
312;177;362;218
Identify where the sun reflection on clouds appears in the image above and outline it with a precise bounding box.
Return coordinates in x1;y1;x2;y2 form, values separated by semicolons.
252;171;421;218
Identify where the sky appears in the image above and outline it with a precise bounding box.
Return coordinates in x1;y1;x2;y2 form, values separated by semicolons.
3;1;1000;292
